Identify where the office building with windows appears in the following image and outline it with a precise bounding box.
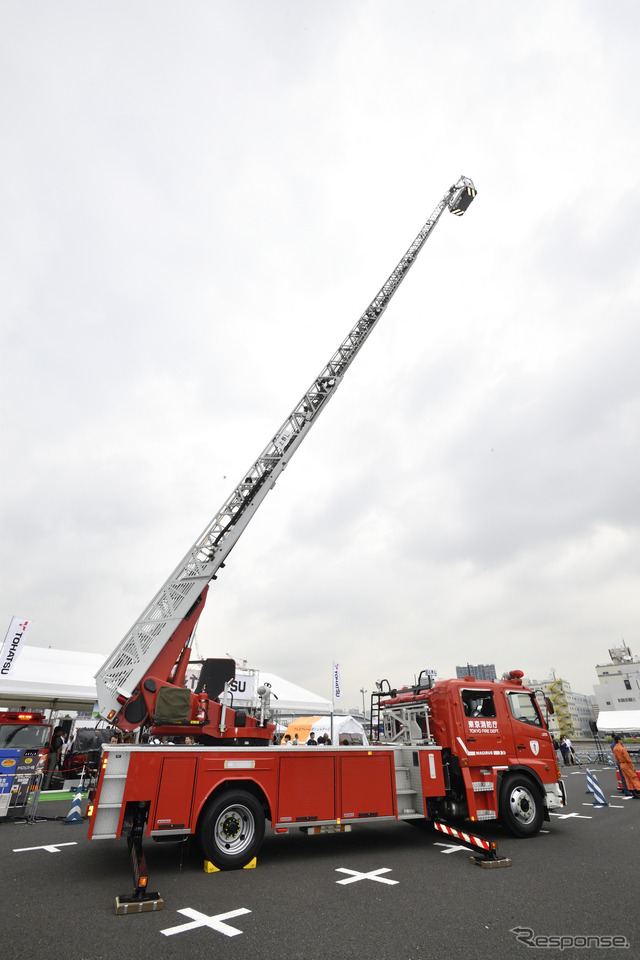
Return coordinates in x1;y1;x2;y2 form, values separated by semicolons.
455;663;497;682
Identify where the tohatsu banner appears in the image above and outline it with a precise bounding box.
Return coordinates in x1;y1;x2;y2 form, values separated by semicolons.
332;661;342;699
0;618;31;677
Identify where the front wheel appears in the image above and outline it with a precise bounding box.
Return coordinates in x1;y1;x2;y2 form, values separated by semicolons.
499;776;544;837
197;790;265;869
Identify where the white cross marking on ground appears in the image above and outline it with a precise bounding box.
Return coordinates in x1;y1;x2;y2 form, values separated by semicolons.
550;812;592;820
161;907;251;938
583;803;624;809
433;842;467;854
13;842;78;853
335;867;398;885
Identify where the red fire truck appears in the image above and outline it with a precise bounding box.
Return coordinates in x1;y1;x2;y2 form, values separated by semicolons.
86;177;564;899
88;670;565;872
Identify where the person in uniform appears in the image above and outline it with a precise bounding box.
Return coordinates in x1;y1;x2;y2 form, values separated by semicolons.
612;735;640;798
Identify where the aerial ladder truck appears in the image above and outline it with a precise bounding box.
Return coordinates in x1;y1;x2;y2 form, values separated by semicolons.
94;176;477;746
88;177;564;903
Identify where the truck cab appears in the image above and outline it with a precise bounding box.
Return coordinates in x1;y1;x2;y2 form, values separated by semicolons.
378;670;565;836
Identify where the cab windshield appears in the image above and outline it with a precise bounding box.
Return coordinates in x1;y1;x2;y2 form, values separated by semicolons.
0;724;50;749
506;692;543;728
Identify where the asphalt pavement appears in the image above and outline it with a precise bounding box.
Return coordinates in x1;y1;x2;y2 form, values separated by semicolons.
2;764;637;960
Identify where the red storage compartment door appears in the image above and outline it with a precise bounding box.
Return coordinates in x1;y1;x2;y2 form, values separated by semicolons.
277;754;336;823
419;749;446;798
153;756;197;830
340;753;394;819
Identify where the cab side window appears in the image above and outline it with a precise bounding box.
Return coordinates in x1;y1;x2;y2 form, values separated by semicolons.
507;692;543;727
461;691;496;718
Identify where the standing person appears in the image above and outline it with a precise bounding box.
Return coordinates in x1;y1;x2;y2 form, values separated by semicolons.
306;732;318;746
51;727;65;769
282;734;292;746
62;733;75;772
559;737;571;766
612;735;640;798
43;726;65;789
611;736;633;797
291;734;299;746
564;735;577;765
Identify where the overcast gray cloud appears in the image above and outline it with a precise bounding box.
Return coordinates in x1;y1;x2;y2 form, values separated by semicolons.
2;0;640;707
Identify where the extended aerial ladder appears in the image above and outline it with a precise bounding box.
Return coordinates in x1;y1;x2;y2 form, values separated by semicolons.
95;176;477;744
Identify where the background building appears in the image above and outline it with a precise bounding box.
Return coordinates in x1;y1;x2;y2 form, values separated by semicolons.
455;663;497;682
526;674;597;740
593;645;640;716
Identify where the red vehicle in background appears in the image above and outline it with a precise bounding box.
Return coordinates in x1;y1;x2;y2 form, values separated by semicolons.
0;711;52;816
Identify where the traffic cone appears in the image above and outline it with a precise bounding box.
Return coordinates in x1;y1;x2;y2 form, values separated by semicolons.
585;769;608;807
64;785;84;823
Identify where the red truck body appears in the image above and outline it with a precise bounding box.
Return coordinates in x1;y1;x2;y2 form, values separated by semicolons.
88;673;566;869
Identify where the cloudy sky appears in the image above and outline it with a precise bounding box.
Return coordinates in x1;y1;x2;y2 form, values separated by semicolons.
2;1;640;710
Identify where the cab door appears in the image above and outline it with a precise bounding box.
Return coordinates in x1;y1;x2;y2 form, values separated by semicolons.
502;689;554;778
459;688;511;771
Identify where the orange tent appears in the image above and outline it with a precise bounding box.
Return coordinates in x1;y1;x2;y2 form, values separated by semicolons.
282;717;321;744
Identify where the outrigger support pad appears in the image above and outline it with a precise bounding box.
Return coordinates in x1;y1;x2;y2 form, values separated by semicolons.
115;815;164;914
433;819;512;869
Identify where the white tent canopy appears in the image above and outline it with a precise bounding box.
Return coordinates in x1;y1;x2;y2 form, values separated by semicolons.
230;671;332;716
0;645;106;712
0;647;331;719
311;715;368;744
597;711;640;733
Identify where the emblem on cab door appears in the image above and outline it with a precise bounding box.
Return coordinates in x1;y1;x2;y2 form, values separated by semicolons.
530;740;540;756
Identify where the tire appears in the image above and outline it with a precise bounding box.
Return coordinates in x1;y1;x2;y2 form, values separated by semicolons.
197;790;265;870
499;775;544;838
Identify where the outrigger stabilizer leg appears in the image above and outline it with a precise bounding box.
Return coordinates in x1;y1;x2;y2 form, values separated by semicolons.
115;806;163;915
433;820;512;869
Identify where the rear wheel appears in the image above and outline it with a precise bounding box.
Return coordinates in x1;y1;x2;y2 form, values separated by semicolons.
197;790;265;869
499;776;544;837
